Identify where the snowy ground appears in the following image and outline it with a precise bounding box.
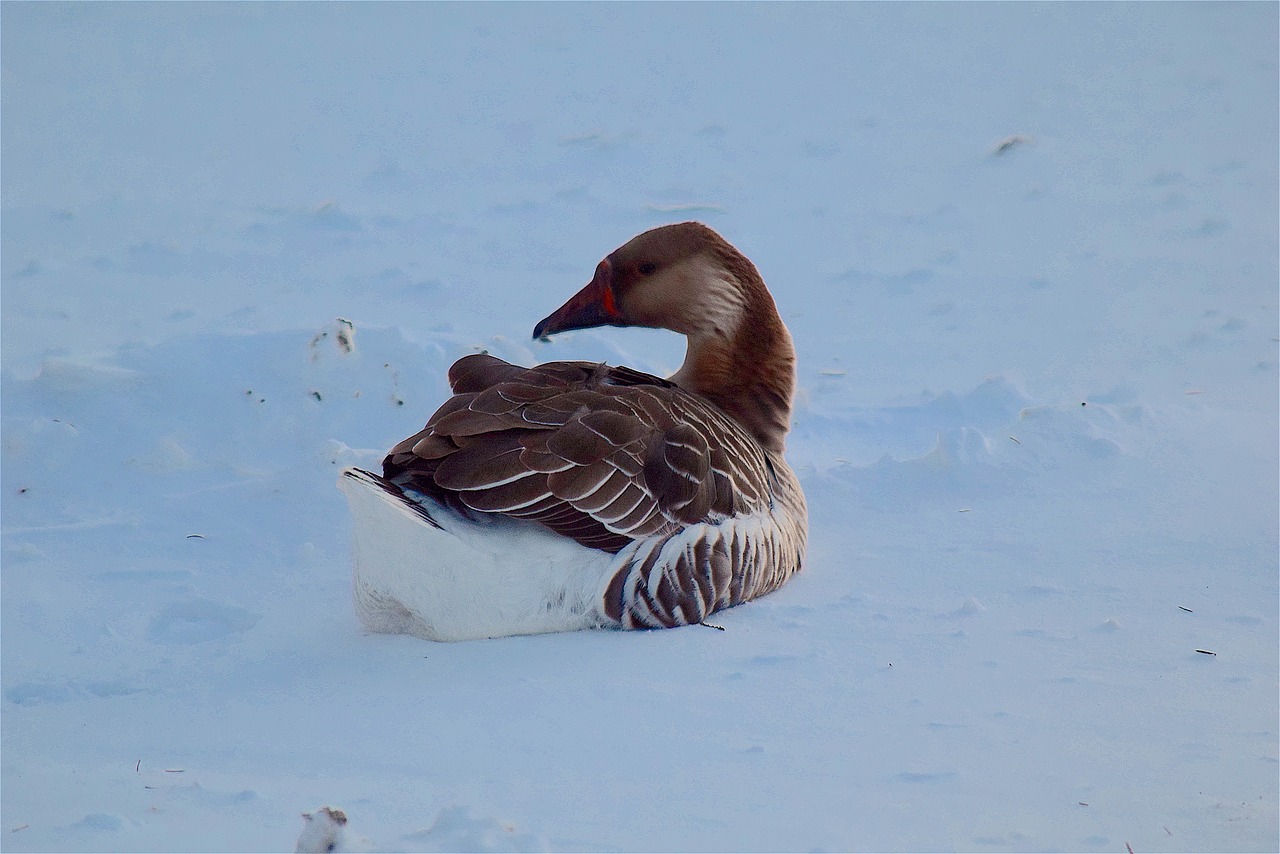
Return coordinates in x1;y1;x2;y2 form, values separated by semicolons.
2;4;1277;852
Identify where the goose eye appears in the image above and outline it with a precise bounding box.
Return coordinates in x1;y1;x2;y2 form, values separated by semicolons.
638;262;657;276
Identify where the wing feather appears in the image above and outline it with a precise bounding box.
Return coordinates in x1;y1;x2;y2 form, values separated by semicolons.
431;431;527;490
547;461;615;503
447;353;529;393
382;356;774;555
460;476;553;513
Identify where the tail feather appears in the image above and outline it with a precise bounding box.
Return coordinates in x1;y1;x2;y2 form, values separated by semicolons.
340;468;443;529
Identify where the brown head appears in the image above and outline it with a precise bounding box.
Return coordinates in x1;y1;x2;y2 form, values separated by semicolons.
534;222;763;341
532;222;796;454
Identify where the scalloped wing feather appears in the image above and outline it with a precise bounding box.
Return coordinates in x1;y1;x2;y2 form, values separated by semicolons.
382;356;774;555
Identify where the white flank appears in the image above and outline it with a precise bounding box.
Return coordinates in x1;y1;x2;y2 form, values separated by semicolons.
338;470;618;641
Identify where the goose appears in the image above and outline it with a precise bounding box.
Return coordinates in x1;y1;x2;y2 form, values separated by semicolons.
338;222;807;641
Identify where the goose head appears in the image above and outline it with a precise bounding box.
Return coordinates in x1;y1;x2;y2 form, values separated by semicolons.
533;221;752;342
532;222;796;455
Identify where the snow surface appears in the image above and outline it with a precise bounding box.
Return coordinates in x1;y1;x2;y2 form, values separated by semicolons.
2;3;1277;852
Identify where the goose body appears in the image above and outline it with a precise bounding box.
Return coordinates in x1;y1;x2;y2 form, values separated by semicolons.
339;222;807;641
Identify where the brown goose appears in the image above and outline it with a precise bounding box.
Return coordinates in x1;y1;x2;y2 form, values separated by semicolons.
338;222;807;641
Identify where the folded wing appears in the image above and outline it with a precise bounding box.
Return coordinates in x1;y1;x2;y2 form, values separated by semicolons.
383;353;774;554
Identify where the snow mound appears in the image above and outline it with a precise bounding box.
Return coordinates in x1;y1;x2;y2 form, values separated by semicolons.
295;804;546;854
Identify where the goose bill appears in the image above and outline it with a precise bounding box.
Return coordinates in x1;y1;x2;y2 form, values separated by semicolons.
533;259;623;340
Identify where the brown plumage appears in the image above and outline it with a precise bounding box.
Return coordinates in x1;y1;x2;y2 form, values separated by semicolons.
383;354;774;555
343;222;807;637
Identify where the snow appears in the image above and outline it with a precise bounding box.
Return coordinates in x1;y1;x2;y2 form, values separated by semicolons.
2;3;1276;851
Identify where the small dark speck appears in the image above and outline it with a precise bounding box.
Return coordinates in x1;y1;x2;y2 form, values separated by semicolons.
992;134;1032;155
311;391;323;402
186;534;205;539
259;398;266;404
1195;649;1217;656
1081;401;1087;406
1179;606;1193;613
395;399;405;406
17;487;28;494
245;389;253;396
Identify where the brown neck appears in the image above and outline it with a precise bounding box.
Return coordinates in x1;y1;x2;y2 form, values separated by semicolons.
671;276;796;456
